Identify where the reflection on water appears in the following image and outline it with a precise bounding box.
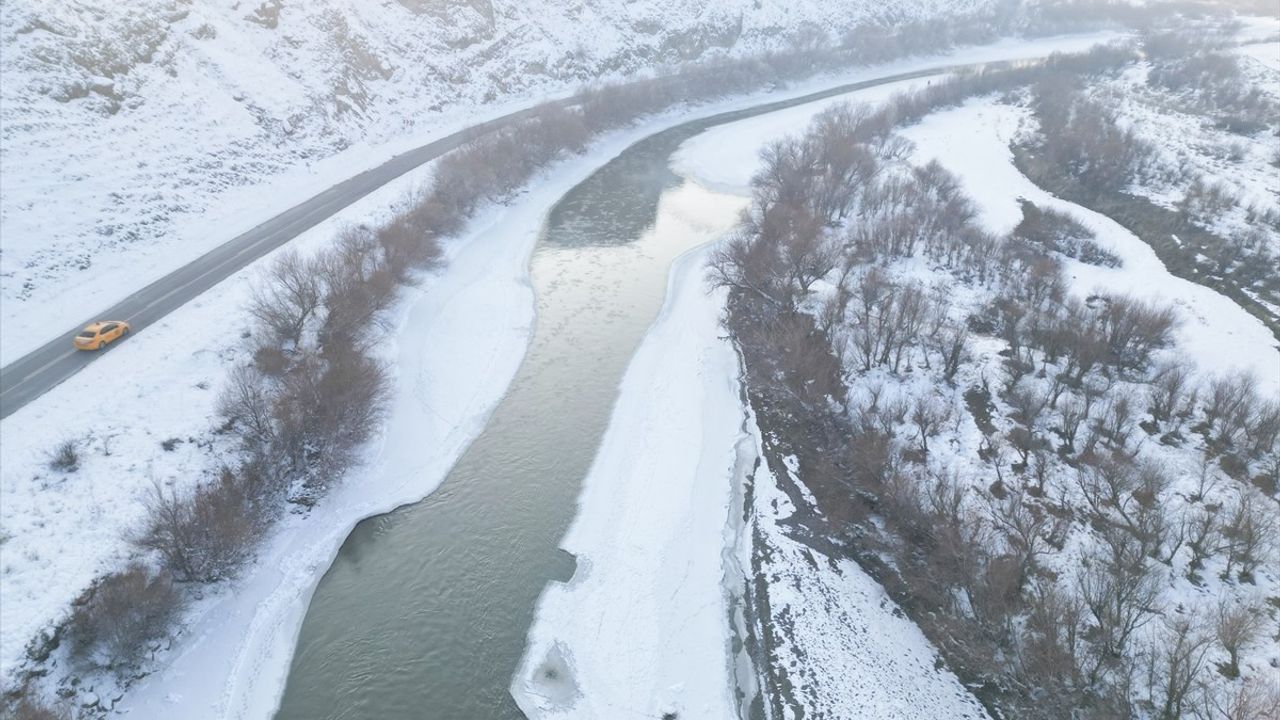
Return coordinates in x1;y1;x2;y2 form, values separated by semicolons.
278;63;968;719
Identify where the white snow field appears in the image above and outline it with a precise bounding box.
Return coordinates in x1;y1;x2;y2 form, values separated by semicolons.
511;245;746;720
1236;39;1280;72
0;0;999;365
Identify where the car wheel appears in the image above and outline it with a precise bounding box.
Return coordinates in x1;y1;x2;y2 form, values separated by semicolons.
97;341;105;350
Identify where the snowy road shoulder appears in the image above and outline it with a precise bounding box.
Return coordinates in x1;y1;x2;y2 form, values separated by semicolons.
512;245;746;720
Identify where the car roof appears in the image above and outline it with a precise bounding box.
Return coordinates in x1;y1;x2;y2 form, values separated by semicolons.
82;320;125;331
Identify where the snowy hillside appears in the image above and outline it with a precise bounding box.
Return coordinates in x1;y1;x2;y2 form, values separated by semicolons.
0;0;995;363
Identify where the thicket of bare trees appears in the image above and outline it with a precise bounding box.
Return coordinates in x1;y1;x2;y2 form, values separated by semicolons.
1014;199;1120;267
1144;31;1276;132
1023;31;1280;342
715;58;1279;718
1033;75;1156;191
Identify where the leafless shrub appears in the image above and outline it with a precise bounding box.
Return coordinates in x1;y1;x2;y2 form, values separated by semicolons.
1244;397;1280;459
1034;80;1156;192
316;226;399;348
1014;199;1119;267
64;563;182;673
47;438;79;473
1147;44;1276;126
929;320;969;383
133;471;265;583
1059;395;1089;452
842;270;933;373
909;393;953;455
1018;578;1090;709
1179;177;1238;225
1202;372;1259;450
1077;538;1161;678
1093;392;1139;450
987;486;1062;592
1097;295;1178;371
270;347;390;497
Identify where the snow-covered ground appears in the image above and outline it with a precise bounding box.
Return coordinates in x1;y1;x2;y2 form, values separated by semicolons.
1090;56;1280;254
511;245;745;720
747;445;992;719
1236;40;1280;72
0;0;1000;366
900;99;1280;395
511;238;992;720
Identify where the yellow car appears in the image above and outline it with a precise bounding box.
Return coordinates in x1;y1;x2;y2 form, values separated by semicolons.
73;321;131;351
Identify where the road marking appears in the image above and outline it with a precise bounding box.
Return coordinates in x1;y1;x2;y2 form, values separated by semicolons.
19;353;73;383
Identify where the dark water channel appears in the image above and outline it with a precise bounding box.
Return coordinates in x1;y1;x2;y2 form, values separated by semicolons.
276;64;967;719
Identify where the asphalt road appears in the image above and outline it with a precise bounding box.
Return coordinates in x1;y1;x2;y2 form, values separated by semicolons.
0;57;1027;419
0;104;556;419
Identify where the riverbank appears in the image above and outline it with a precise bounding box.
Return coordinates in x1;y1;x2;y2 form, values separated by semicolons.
511;245;745;719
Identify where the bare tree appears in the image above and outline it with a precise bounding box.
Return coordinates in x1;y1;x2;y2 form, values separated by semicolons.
1148;360;1196;431
217;364;275;447
1077;534;1161;677
248;249;323;345
706;228;787;308
909;393;952;454
1144;614;1213;720
1214;600;1265;679
1220;489;1274;583
1203;372;1258;450
986;485;1060;592
929;320;968;383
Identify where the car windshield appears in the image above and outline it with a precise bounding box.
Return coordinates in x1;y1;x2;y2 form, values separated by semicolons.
77;331;96;338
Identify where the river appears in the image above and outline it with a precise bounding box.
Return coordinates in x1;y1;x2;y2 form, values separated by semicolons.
276;66;965;719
